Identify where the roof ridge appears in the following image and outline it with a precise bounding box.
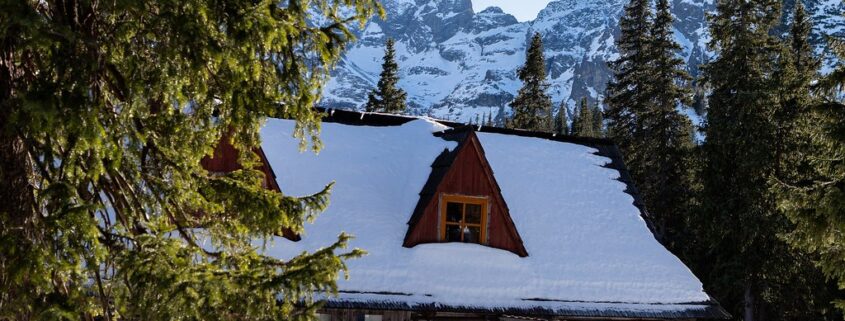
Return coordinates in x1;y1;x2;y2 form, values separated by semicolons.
315;107;618;147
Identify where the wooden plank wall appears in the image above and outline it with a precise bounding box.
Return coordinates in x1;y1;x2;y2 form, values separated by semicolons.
404;135;525;256
318;308;414;321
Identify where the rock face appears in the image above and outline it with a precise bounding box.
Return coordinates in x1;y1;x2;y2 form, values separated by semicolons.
321;0;845;123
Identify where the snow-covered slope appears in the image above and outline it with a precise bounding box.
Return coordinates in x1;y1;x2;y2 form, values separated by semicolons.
321;0;845;123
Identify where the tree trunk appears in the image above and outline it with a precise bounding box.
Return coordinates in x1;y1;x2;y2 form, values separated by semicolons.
744;284;755;321
0;28;35;220
0;131;34;217
0;29;38;320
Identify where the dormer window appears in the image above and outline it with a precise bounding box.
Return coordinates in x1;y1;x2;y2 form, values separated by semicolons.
441;194;488;243
404;129;529;257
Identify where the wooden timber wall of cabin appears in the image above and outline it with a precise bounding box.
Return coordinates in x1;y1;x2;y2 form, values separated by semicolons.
200;137;281;192
317;308;695;321
317;309;511;321
404;133;526;256
318;309;412;321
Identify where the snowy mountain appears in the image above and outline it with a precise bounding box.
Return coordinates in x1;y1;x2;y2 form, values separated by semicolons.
320;0;845;123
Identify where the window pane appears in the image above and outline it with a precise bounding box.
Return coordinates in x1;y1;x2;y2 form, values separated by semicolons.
446;202;463;223
445;224;462;242
463;226;481;243
465;203;482;224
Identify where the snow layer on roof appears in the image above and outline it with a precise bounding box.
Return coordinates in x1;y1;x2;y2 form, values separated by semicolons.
259;118;710;310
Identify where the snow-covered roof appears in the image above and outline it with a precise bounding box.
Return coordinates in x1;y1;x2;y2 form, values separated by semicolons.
259;110;727;319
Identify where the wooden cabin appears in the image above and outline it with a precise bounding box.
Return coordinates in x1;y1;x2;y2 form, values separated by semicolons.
206;109;729;321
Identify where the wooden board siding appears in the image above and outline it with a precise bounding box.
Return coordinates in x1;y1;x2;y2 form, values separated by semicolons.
404;131;528;257
318;309;414;321
200;138;281;192
317;308;698;321
200;136;299;240
318;308;502;321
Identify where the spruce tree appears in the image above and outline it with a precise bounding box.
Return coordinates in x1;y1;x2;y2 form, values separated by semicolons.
572;98;595;137
554;102;570;135
695;1;824;320
591;104;604;137
510;33;554;131
605;0;697;257
773;1;819;181
365;38;407;114
0;0;381;319
776;2;845;315
605;0;652;151
635;0;695;250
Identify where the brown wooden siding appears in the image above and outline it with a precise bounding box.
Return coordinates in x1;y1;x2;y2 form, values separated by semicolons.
404;132;527;257
200;137;298;240
318;309;414;321
200;138;280;192
317;308;694;321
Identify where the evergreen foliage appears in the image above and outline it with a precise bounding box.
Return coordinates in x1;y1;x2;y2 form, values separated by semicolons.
606;0;652;150
777;1;845;314
365;38;407;114
605;0;694;254
639;0;695;249
591;104;605;137
572;98;596;137
510;33;554;131
696;1;840;320
554;102;570;135
0;1;381;320
698;1;784;319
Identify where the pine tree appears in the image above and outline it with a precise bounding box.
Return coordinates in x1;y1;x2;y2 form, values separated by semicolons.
366;38;407;114
776;1;845;315
773;1;819;181
0;1;381;319
695;1;821;320
629;0;695;252
591;104;604;137
605;0;697;258
510;33;554;131
572;97;595;137
554;102;570;135
777;83;845;315
605;0;652;151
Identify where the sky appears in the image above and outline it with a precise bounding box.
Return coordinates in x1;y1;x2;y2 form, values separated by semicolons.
471;0;554;22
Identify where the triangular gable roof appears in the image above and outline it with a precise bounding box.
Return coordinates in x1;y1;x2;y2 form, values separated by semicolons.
404;127;528;257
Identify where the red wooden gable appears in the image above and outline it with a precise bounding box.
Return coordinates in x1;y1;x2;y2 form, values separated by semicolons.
201;137;300;241
201;138;281;192
403;129;528;257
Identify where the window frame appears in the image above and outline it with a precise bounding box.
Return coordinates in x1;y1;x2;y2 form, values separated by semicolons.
439;194;489;244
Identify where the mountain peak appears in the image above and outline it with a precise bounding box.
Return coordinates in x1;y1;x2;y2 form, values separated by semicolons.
478;6;505;14
322;0;845;124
